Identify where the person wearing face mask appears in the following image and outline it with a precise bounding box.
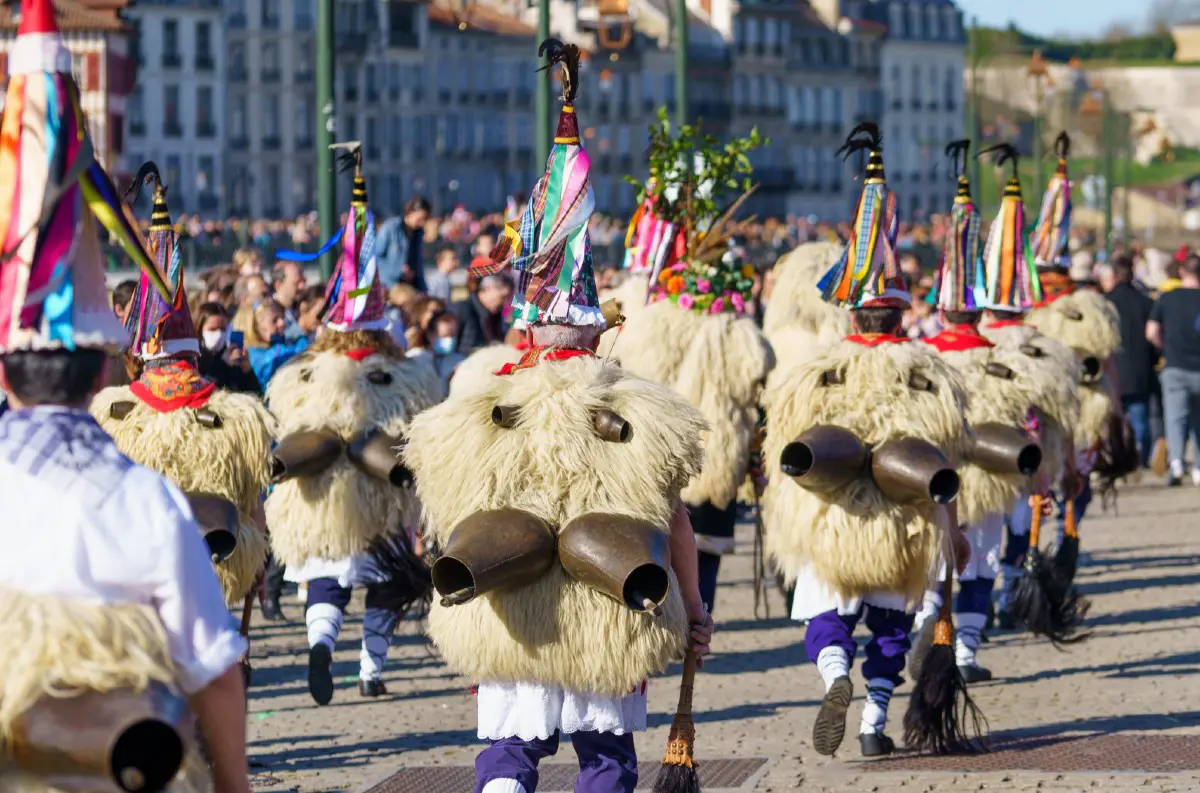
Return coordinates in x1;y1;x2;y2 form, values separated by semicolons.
233;298;310;387
195;302;262;394
407;310;464;397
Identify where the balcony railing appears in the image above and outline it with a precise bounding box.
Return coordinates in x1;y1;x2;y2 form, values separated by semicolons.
129;121;146;137
164;121;183;138
195;54;215;71
262;136;281;151
162;52;182;68
263;69;282;84
197;122;216;138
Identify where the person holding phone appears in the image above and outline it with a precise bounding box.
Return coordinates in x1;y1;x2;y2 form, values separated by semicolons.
195;303;262;395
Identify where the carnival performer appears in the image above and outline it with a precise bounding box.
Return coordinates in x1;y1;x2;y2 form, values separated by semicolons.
975;140;1083;626
0;0;249;789
915;141;1047;681
92;163;275;614
610;124;773;611
1026;133;1122;577
265;144;441;704
762;124;971;758
404;40;713;793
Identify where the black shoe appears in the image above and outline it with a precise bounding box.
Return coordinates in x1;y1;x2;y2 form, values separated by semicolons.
859;731;895;758
307;644;334;706
1168;473;1183;487
812;676;853;756
979;629;990;644
958;663;993;683
359;678;388;697
997;609;1018;630
261;596;285;622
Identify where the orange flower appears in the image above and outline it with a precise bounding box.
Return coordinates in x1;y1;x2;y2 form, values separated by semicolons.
741;264;755;279
658;268;673;284
667;276;685;295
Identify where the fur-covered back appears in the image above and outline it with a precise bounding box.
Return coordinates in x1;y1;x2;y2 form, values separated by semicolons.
609;299;702;387
596;274;652;359
0;590;176;739
448;344;522;399
614;306;773;509
983;324;1081;482
1028;290;1121;361
1078;381;1115;449
762;339;969;603
404;355;706;695
91;387;275;604
264;348;441;566
763;242;852;338
937;345;1034;525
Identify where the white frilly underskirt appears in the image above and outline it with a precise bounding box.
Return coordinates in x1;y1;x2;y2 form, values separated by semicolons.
476;681;648;741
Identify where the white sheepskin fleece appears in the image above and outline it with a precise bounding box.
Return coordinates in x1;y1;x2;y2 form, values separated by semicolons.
613;304;773;509
1078;380;1116;449
762;241;852;339
608;299;704;387
1028;290;1121;361
264;349;441;566
91;386;275;605
937;345;1036;526
404;354;706;695
762;339;969;603
448;344;523;399
983;323;1081;483
596;274;651;359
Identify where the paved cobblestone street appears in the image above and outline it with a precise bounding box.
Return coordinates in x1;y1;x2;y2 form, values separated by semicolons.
246;481;1200;792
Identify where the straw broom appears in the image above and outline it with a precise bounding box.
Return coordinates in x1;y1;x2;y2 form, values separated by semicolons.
1008;495;1090;646
902;564;988;754
653;651;701;793
1053;499;1079;582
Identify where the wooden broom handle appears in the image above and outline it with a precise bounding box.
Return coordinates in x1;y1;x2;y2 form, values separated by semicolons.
1028;494;1043;548
239;592;255;638
1063;499;1077;539
674;651;699;717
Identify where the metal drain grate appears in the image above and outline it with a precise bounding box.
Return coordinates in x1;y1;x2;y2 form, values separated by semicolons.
361;757;769;793
859;734;1200;772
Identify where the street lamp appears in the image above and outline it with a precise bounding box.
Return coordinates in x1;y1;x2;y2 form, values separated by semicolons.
1026;50;1051;201
1079;84;1113;261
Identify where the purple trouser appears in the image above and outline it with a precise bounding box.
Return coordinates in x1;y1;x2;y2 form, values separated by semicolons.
474;730;638;793
804;605;914;686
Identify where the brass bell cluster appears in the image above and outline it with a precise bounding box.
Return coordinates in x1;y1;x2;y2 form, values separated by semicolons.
185;492;239;564
271;429;413;488
431;510;671;616
781;420;1042;503
10;682;192;793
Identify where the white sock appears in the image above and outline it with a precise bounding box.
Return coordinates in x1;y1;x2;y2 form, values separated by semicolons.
955;612;987;668
912;588;942;635
359;607;399;681
816;645;850;692
306;602;343;651
481;780;526;793
859;677;894;735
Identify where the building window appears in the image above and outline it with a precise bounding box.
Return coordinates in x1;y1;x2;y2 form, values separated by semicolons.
366;116;378;156
744;16;759;48
345;63;360;101
197;86;214;136
928;7;940;39
296;96;312;144
231;95;246;140
263;41;280;81
128;86;144;135
162;20;180;68
266;164;280;211
229;42;246;79
909;5;922;39
163;85;180;136
366;64;378;101
264;95;279;141
165;156;182;196
910;64;921;107
195;21;213;69
889;4;903;38
944;66;958;109
262;0;280;28
197;155;214;199
294;0;314;29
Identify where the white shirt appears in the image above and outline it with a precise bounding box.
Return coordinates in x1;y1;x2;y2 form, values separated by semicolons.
0;406;245;694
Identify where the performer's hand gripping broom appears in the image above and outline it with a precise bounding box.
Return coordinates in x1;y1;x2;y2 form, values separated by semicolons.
902;563;989;754
653;651;701;793
1009;494;1090;646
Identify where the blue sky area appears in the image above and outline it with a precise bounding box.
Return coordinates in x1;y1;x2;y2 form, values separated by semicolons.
956;0;1138;39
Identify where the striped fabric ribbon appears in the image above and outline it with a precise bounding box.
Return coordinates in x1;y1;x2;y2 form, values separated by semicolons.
982;191;1043;311
818;181;899;307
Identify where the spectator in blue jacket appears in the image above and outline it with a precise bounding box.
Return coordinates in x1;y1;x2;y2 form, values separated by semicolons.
234;299;310;387
376;196;431;292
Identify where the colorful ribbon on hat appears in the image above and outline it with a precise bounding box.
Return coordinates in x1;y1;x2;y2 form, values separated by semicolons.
1031;160;1072;270
818;180;900;308
982;181;1043;311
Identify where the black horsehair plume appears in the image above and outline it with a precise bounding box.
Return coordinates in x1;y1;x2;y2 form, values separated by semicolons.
331;140;364;175
945;139;971;178
977;142;1020;178
836;122;883;160
538;38;581;103
123;160;163;205
1054;131;1071;159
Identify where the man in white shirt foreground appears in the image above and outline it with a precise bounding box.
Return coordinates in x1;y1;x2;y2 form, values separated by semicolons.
0;348;253;793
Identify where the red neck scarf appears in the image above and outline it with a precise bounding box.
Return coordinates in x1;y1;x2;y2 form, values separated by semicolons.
845;333;909;348
496;346;596;376
129;359;217;413
923;324;993;353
